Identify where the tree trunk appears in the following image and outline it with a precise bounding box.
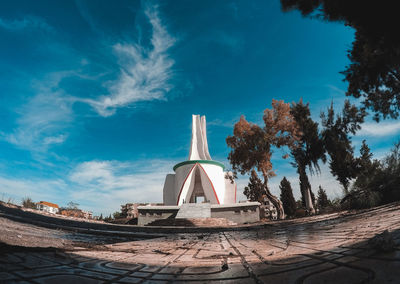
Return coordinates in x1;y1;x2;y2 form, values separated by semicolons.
261;170;285;220
265;187;285;219
298;165;315;215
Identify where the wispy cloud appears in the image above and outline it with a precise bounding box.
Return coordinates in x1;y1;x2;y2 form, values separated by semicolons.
207;118;237;128
2;72;74;152
211;31;243;54
68;159;174;214
43;134;68;145
83;6;176;116
0;175;67;204
358;121;400;137
0;158;176;215
326;84;346;96
0;15;53;32
1;5;176;157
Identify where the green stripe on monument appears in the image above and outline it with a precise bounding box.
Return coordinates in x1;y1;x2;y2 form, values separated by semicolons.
173;160;225;171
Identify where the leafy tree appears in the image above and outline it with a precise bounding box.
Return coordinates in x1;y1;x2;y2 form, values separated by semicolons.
353;140;380;189
113;211;121;219
104;214;112;222
280;0;400;121
67;201;79;210
317;186;330;209
227;99;300;219
279;177;297;217
244;170;265;202
22;197;36;209
321;101;366;193
295;199;303;209
99;213;103;220
343;140;400;209
358;140;374;169
290;100;325;214
380;141;400;202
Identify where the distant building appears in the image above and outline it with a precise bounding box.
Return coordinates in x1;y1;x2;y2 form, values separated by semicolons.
60;209;93;219
121;203;139;219
36;201;59;214
121;203;163;219
82;210;93;219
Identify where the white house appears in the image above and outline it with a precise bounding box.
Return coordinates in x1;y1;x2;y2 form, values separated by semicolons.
36;201;59;214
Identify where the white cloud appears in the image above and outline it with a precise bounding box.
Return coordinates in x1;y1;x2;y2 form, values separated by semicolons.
207;118;237;128
0;158;177;216
2;72;74;152
0;15;53;32
83;6;176;116
2;5;176;158
358;121;400;137
0;176;67;205
43;134;68;145
68;159;175;215
326;84;346;96
212;31;243;53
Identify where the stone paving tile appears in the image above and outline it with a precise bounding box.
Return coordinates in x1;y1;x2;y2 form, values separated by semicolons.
117;276;142;283
0;262;24;271
33;274;103;284
104;261;142;271
175;266;249;281
76;259;129;275
13;265;72;278
0;271;18;280
14;265;116;281
351;258;400;283
181;266;222;274
150;273;176;280
142;280;168;284
12;253;56;268
302;266;370;284
251;258;323;275
131;270;153;278
258;262;337;283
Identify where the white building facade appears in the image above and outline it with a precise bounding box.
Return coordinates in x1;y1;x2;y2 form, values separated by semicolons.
36;201;59;214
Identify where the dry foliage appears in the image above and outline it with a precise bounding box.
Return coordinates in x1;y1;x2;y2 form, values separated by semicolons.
227;100;300;219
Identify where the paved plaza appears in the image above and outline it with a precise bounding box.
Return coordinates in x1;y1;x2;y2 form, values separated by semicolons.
1;202;400;283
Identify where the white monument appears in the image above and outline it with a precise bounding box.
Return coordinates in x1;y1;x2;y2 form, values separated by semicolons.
163;115;237;205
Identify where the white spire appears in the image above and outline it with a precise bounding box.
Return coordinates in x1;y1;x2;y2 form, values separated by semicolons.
188;115;212;160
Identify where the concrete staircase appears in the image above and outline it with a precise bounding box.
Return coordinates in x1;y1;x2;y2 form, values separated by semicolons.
176;203;211;219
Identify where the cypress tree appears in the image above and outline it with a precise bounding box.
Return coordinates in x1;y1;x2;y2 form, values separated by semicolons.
317;185;330;209
279;177;297;217
244;170;265;202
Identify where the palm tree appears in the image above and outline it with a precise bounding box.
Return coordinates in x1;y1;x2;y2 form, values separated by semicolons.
290;99;325;214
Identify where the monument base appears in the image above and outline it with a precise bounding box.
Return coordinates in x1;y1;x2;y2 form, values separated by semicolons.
137;202;260;226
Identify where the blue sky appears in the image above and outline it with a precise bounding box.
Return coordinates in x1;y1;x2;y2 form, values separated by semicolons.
0;0;399;216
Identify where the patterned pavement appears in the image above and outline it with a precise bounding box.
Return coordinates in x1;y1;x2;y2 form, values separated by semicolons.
1;203;400;283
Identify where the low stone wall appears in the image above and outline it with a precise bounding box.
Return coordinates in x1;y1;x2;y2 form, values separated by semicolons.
137;202;260;226
211;202;260;224
137;206;179;226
